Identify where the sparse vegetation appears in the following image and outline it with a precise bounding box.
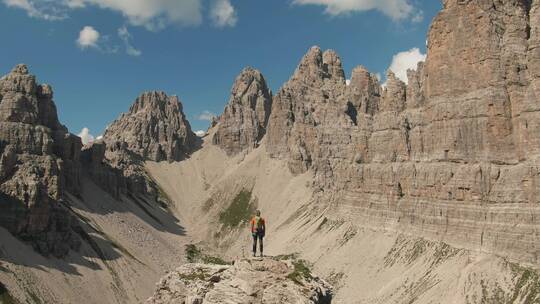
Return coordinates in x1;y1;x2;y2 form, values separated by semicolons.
327;271;345;289
201;255;229;265
185;244;201;263
185;244;230;265
479;279;507;304
202;198;215;212
155;184;172;209
509;263;540;303
145;172;173;210
178;269;210;281
287;260;313;286
219;190;256;228
273;253;299;261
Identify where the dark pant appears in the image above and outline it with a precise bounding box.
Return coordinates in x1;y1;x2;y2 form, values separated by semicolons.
252;232;264;254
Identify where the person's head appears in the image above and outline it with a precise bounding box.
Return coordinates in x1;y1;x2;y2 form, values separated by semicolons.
256;210;261;217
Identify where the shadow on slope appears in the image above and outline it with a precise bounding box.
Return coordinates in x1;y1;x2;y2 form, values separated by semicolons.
75;177;186;236
0;176;185;276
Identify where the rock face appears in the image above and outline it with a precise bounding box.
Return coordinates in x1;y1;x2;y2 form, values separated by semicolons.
267;46;351;175
212;67;272;155
80;140;147;199
104;91;197;162
265;0;540;265
146;259;332;304
0;64;81;257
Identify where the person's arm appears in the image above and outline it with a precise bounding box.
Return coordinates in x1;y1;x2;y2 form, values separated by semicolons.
250;218;254;233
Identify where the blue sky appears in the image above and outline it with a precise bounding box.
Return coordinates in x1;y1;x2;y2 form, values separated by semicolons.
0;0;442;140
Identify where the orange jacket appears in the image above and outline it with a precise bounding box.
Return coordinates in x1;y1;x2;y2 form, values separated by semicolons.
250;216;266;233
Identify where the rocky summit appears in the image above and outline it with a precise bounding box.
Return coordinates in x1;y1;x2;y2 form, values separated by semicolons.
146;258;332;304
212;67;272;155
104;91;197;162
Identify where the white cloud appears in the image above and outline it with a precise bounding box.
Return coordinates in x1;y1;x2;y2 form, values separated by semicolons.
3;0;67;20
118;26;142;56
346;79;351;86
65;0;85;8
77;127;95;145
210;0;237;27
77;26;100;49
387;47;426;84
88;0;203;30
197;111;216;121
293;0;420;22
3;0;203;30
411;11;424;23
194;130;207;137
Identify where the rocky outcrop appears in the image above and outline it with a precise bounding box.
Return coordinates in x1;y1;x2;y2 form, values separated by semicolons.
0;64;81;257
104;91;197;162
265;0;540;266
146;258;332;304
80;139;159;199
212;67;272;155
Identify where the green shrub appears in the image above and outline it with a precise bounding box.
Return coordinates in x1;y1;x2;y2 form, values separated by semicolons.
178;269;210;281
185;244;230;265
219;190;256;228
273;253;298;261
287;260;313;286
185;244;202;263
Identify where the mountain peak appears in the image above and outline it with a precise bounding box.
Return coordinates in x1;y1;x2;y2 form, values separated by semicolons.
212;67;272;155
10;64;29;75
292;46;346;86
104;91;196;162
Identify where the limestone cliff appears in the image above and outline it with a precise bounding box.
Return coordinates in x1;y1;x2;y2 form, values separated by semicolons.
212;67;272;155
265;0;540;265
0;64;81;257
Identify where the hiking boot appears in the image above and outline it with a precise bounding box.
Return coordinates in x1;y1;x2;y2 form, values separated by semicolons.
260;253;264;258
252;252;256;257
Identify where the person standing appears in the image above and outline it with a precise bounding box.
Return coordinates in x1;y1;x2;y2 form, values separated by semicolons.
250;210;266;257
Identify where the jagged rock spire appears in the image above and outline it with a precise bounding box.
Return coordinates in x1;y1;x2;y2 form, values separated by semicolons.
291;46;346;86
212;67;272;155
104;91;197;162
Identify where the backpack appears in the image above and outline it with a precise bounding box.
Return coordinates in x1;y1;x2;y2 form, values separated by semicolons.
254;216;264;233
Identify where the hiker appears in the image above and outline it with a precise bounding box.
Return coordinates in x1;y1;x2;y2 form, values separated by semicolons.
250;210;266;257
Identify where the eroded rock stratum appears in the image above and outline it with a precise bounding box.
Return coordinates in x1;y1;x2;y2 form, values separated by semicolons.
253;0;540;265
